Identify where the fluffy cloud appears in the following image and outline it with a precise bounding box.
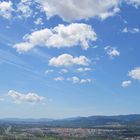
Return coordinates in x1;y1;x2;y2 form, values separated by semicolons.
126;0;140;8
16;0;33;18
77;67;92;72
54;77;64;81
105;46;120;58
36;0;120;21
122;27;140;34
8;90;44;104
67;76;92;84
13;23;97;52
14;42;34;52
0;1;14;19
53;76;92;83
67;76;80;84
129;67;140;81
1;0;140;21
122;80;132;87
49;54;90;67
34;18;44;25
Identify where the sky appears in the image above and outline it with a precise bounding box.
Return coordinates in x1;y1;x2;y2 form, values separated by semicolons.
0;0;140;119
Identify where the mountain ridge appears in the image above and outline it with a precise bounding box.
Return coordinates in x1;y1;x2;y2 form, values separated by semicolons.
1;114;140;127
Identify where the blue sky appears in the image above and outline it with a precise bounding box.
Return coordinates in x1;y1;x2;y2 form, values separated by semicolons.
0;0;140;119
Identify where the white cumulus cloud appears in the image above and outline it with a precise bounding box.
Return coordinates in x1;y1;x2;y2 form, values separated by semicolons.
67;76;92;84
36;0;120;21
8;90;45;104
105;46;120;58
122;80;132;87
77;67;92;72
0;1;14;19
16;0;33;18
49;54;90;67
54;77;64;81
126;0;140;8
1;0;140;21
129;67;140;81
122;27;140;34
67;76;80;84
34;18;44;25
13;23;97;52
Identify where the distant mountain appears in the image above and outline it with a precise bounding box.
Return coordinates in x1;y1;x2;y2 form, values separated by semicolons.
45;114;140;127
1;114;140;127
0;118;54;125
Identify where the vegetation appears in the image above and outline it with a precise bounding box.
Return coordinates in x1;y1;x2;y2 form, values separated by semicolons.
1;115;140;140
